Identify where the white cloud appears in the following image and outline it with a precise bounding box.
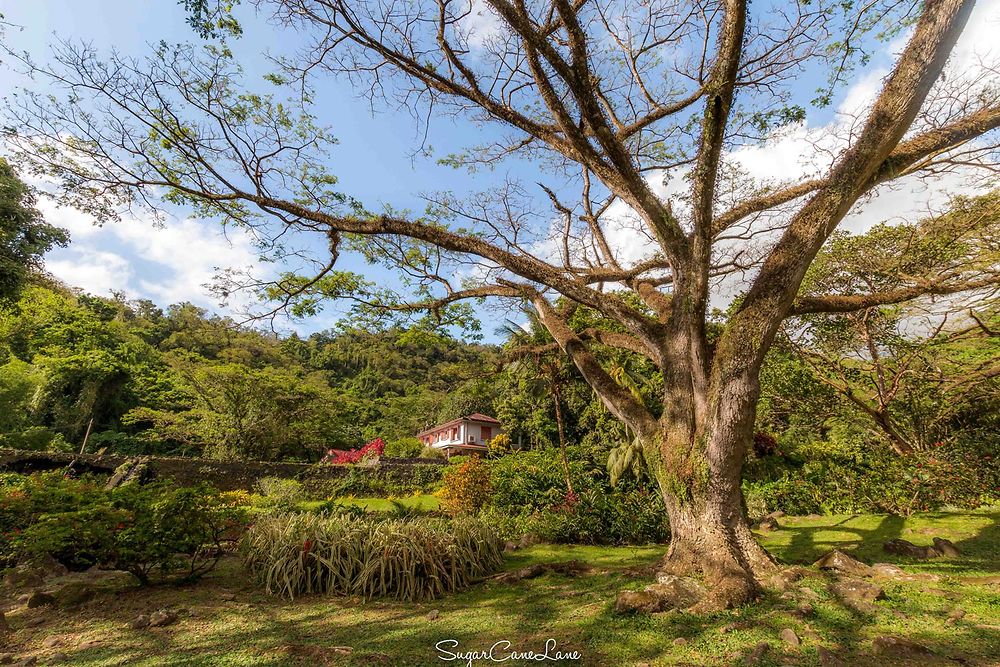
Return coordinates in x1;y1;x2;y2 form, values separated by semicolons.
45;249;133;296
40;205;259;314
35;199;104;240
460;0;504;48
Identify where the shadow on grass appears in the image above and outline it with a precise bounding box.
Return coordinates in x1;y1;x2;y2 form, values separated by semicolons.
774;514;907;564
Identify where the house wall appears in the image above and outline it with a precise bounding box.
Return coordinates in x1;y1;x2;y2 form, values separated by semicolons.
464;422;486;445
419;420;500;448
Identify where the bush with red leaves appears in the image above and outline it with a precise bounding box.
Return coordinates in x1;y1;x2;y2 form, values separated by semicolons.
752;431;781;458
320;438;386;465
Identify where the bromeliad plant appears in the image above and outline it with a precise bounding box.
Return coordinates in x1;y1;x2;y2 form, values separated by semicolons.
241;513;504;601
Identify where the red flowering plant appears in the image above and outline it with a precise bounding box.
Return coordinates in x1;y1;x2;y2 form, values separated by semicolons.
321;438;386;465
554;490;580;512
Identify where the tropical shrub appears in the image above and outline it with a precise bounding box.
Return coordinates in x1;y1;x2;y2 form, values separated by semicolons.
109;483;243;583
473;448;669;545
7;480;244;584
742;439;1000;517
0;426;73;452
255;477;306;512
241;512;504;600
0;472;106;566
420;445;446;460
488;433;512;456
487;448;595;513
438;457;492;515
485;486;669;545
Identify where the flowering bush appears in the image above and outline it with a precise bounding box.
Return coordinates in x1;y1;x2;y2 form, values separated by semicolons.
1;472;106;567
438;457;492;515
321;438;386;465
487;448;593;512
17;482;245;583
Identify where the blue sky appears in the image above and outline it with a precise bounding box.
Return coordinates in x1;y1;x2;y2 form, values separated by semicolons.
0;0;533;337
1;0;998;342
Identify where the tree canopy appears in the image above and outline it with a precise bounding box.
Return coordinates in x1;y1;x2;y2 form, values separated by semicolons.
0;158;68;301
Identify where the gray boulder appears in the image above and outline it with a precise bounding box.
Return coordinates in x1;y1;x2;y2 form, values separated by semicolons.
779;628;800;647
148;609;178;627
872;635;935;658
932;537;961;557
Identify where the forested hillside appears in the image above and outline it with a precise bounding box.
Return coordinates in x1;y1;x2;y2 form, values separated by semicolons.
0;279;496;461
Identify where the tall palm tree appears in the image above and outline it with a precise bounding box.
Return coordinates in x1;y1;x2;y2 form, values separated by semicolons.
497;311;576;494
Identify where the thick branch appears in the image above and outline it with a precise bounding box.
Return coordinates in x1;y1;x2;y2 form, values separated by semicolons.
730;0;977;356
531;294;659;436
713;104;1000;235
790;275;1000;315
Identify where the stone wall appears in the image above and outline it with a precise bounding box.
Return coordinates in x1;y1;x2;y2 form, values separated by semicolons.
0;448;444;492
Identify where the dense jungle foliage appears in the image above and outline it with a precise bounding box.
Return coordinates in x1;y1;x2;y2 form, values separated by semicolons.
0;280;496;460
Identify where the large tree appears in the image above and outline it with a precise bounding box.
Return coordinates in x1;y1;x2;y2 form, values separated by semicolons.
5;0;1000;608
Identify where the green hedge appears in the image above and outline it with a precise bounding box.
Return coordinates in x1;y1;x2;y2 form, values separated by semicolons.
743;439;1000;517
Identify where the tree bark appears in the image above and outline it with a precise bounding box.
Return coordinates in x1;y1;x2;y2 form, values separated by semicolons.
637;397;779;611
658;488;777;611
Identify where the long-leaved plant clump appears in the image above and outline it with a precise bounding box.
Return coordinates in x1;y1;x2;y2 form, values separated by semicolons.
241;513;504;601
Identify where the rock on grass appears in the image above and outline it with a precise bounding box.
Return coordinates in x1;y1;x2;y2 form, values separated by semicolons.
872;635;935;658
779;628;800;647
814;550;874;577
828;578;885;613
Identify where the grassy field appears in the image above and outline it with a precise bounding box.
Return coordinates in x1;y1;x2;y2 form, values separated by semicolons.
2;510;998;666
332;494;441;512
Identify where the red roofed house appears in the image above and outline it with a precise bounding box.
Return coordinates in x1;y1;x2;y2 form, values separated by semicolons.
417;413;502;457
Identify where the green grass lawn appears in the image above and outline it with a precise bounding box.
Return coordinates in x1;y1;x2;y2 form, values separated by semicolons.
337;494;441;512
3;510;999;666
297;494;440;513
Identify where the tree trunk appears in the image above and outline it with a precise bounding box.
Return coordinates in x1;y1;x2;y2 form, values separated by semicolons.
639;368;779;611
656;478;778;611
552;384;574;495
